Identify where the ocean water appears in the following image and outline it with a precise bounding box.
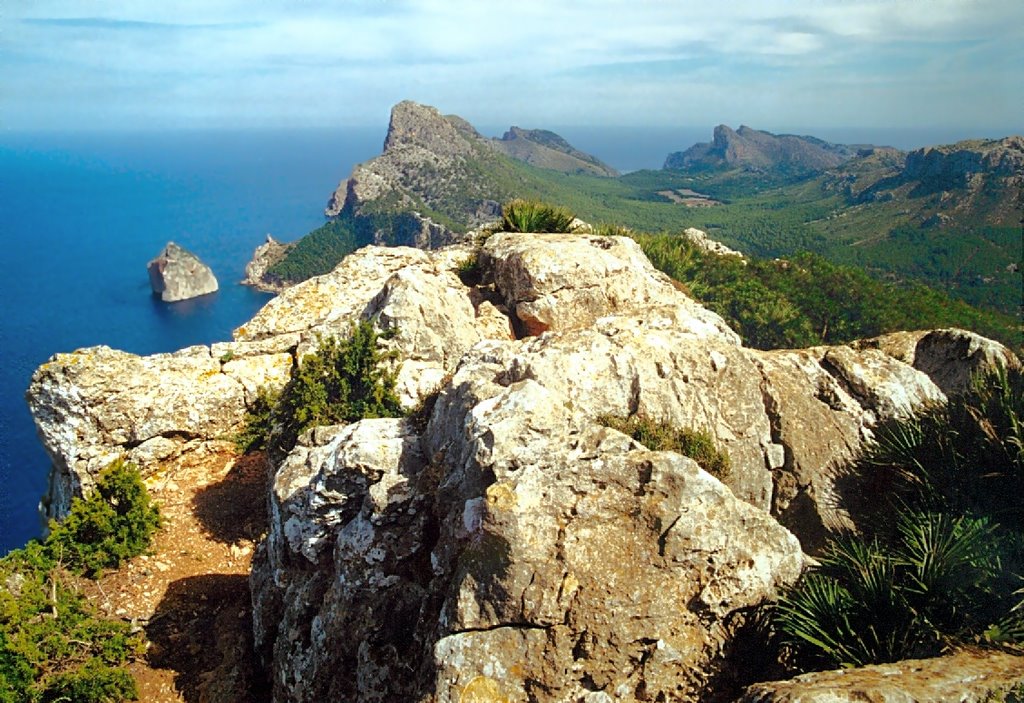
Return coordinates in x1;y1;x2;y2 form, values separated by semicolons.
0;128;385;554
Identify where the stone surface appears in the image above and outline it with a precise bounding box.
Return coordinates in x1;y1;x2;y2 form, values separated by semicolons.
483;232;740;341
856;328;1022;397
737;649;1024;702
683;227;746;259
27;229;1021;703
147;241;219;302
242;234;292;292
27;345;250;518
254;366;805;702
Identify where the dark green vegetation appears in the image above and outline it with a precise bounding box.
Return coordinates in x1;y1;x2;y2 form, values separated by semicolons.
47;460;161;578
775;366;1024;670
2;461;159;702
636;233;1020;351
600;415;730;480
272;133;1020;335
496;199;576;234
237;320;403;456
266;218;361;283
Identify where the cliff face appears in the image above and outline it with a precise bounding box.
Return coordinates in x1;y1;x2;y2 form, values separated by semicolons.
664;125;859;174
323;101;620;245
241;235;292;292
25;232;1018;701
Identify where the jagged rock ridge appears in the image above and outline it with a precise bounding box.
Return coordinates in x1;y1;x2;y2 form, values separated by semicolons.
25;229;1021;701
842;136;1024;225
323;101;617;245
490;126;619;176
147;241;219;302
664;124;861;174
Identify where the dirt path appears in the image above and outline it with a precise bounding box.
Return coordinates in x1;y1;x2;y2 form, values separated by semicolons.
84;447;271;702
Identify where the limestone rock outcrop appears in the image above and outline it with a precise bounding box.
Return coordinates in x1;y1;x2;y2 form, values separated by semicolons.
242;235;292;292
682;227;745;259
27;344;292;519
26;230;1020;702
664;125;860;174
737;649;1024;702
147;241;219;302
321;102;622;250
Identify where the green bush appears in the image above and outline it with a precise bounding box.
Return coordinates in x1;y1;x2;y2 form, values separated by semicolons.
239;320;404;456
601;415;730;479
455;252;482;286
47;460;161;577
775;366;1024;670
234;386;280;454
1;460;157;702
497;199;576;233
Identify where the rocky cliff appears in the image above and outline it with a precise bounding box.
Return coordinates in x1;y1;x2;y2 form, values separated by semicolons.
26;232;1020;701
848;136;1024;224
664;125;860;174
322;102;618;245
491;127;619;177
147;241;219;302
242;234;292;292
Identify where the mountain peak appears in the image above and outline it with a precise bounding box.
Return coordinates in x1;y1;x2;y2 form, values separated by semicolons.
491;126;619;177
667;124;859;174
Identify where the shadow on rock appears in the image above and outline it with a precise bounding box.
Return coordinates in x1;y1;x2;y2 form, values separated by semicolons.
147;574;270;703
193;452;270;544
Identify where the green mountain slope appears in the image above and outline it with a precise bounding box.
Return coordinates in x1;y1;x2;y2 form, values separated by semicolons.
265;103;1021;342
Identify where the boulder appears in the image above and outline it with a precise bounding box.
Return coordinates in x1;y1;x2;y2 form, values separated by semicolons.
147;241;219;302
254;372;805;702
483;232;739;341
26;344;290;518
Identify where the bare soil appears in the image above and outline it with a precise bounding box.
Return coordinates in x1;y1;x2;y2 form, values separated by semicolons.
82;447;272;702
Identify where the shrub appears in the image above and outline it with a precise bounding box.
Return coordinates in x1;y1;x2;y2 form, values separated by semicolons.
1;460;156;702
455;252;482;286
47;460;160;577
775;365;1024;670
776;511;1005;669
238;320;404;456
497;199;576;233
600;415;730;479
234;386;280;454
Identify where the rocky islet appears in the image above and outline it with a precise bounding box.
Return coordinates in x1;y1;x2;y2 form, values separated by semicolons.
147;241;219;302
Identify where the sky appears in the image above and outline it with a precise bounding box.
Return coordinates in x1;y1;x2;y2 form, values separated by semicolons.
3;0;1023;136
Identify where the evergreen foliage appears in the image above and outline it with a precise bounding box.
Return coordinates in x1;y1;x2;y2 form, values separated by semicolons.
1;461;157;702
47;460;161;577
776;366;1024;670
238;320;403;456
266;216;367;284
600;415;731;479
496;199;577;233
635;232;1021;351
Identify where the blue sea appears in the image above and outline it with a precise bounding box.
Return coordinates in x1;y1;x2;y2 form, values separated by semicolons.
1;122;1002;555
0;128;387;554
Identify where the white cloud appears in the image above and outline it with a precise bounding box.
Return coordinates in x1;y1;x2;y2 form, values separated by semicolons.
2;0;1022;130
